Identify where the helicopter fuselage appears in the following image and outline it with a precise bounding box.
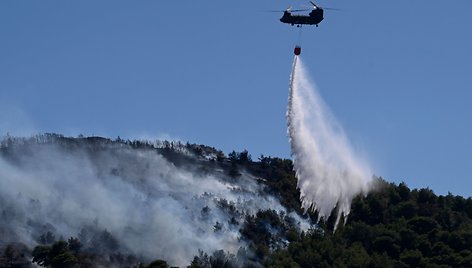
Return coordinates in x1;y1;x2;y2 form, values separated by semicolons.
280;10;324;26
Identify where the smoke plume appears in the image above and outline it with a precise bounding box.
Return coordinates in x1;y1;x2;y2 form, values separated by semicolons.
287;57;372;229
0;137;307;266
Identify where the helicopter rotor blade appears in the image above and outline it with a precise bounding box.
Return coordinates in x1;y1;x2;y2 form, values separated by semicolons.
310;1;319;9
264;8;310;13
323;7;342;11
302;3;342;11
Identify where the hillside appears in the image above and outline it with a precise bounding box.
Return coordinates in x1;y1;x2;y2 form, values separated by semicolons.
0;134;471;268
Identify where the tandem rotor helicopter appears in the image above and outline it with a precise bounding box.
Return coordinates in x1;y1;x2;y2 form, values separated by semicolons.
280;1;326;27
272;1;338;55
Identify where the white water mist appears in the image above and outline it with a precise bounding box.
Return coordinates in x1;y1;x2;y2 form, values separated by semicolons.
287;57;372;229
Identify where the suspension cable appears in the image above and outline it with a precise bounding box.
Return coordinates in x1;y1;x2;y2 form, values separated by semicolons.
296;25;303;46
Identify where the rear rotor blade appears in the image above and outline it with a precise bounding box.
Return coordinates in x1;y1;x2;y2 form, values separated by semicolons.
323;7;342;11
264;8;310;13
310;1;319;8
302;4;342;11
291;9;311;12
308;1;341;11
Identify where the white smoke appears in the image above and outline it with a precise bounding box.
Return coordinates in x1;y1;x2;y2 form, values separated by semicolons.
0;139;308;266
287;57;372;230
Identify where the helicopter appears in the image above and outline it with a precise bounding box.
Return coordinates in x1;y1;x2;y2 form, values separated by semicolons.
272;1;337;55
279;1;331;27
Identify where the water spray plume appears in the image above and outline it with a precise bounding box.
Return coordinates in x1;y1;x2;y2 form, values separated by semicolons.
287;56;372;230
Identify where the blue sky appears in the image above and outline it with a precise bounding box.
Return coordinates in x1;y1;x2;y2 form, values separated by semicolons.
1;0;471;197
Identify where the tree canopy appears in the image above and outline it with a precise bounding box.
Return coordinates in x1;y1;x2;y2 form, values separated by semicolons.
1;134;471;267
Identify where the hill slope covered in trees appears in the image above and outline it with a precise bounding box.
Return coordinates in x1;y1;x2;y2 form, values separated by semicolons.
0;134;471;267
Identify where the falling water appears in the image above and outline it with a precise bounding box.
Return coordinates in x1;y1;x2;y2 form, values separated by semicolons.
287;56;372;230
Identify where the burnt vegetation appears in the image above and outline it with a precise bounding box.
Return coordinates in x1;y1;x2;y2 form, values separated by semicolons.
1;134;471;267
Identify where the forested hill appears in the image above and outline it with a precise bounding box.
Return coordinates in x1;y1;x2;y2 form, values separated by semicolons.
0;134;471;268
